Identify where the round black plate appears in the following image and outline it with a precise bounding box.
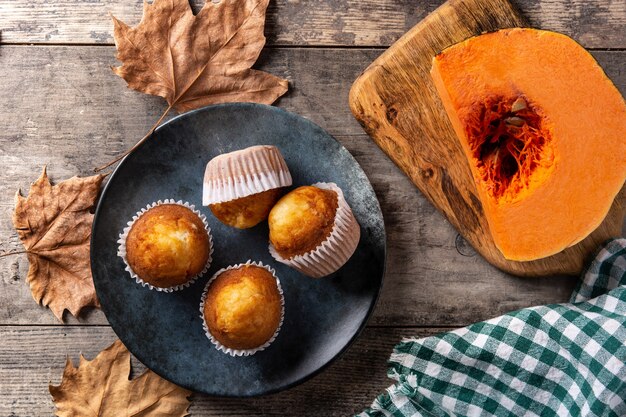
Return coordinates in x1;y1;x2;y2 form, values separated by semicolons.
91;103;385;396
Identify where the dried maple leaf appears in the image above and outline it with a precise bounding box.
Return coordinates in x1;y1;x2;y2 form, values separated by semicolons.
12;167;104;321
112;0;288;111
98;0;288;171
50;339;191;417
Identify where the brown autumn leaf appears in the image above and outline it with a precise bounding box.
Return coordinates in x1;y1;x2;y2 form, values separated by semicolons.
111;0;288;113
50;339;191;417
12;167;104;321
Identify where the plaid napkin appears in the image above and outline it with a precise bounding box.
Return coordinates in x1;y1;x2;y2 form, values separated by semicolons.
359;238;626;417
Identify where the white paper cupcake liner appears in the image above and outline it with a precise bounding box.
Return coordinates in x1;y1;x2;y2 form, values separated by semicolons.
117;199;214;292
199;260;285;357
269;182;361;278
203;145;292;205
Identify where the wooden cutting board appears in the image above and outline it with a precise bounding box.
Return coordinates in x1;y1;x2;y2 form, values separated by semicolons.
349;0;625;277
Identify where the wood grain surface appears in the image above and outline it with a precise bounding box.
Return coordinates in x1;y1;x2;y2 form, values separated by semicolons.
0;0;624;48
0;326;444;416
0;0;624;415
5;46;618;325
349;0;625;277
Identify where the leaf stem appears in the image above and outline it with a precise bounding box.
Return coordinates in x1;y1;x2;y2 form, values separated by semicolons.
0;250;28;258
94;104;173;173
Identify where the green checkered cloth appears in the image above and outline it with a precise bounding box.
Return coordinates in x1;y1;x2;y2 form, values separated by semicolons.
359;238;626;417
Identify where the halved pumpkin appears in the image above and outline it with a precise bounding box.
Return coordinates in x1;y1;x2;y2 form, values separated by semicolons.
431;28;626;261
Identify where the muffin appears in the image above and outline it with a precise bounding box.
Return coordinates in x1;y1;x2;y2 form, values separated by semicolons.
203;145;292;229
268;183;360;278
119;200;213;291
200;262;284;355
209;188;283;230
269;185;338;259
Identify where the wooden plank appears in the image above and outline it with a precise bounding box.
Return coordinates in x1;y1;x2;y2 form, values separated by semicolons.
1;46;622;325
0;325;443;416
0;46;621;178
0;0;624;48
349;0;625;277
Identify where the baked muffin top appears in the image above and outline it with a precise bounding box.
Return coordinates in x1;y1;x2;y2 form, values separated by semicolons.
268;186;338;259
209;188;282;229
204;265;282;350
126;204;210;288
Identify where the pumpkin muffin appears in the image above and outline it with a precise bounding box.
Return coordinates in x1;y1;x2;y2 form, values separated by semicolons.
203;145;292;229
268;183;361;278
124;203;212;290
201;263;283;354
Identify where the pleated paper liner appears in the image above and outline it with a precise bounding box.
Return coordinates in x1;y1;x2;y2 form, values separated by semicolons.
203;145;292;205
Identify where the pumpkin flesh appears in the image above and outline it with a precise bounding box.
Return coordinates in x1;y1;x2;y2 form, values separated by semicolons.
431;28;626;261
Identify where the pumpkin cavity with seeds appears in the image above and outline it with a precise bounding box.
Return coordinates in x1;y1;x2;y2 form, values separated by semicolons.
464;95;555;204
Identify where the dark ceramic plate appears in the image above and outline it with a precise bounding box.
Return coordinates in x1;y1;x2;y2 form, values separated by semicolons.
91;103;385;396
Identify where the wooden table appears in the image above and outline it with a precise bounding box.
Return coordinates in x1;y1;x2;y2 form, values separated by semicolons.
0;1;623;415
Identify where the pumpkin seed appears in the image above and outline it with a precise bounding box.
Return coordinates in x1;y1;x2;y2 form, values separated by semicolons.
505;116;525;127
511;97;527;113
